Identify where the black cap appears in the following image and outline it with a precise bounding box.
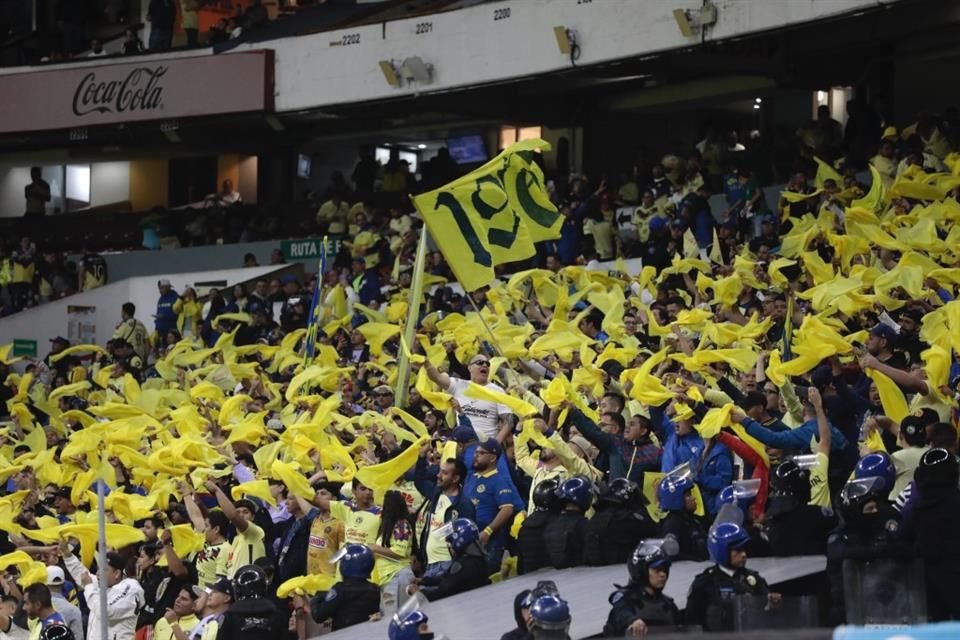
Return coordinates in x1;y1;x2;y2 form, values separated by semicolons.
210;577;234;598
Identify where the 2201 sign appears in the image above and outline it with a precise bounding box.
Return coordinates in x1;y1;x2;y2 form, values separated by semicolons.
415;22;432;34
493;7;510;20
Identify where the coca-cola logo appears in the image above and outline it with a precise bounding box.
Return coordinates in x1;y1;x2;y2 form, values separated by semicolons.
72;66;167;117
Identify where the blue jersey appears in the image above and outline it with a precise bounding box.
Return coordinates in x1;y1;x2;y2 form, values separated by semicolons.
465;469;515;536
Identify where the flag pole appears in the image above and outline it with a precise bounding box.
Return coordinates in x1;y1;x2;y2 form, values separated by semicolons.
394;223;429;408
96;473;109;640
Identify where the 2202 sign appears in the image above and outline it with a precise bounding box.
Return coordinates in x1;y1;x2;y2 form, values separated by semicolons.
341;33;360;45
493;7;511;20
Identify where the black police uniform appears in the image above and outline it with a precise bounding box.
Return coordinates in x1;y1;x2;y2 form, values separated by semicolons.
765;498;835;556
517;510;557;574
660;511;708;561
543;511;588;569
310;576;381;630
584;507;660;566
216;598;287;640
825;504;903;625
603;586;680;636
420;546;490;601
900;483;960;621
685;565;769;632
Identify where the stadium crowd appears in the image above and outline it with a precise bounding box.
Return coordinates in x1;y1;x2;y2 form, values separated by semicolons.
1;108;960;640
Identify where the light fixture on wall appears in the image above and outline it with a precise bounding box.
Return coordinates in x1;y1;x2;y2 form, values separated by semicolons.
673;1;717;38
160;119;181;143
379;60;401;87
265;115;285;132
400;56;432;85
553;26;572;54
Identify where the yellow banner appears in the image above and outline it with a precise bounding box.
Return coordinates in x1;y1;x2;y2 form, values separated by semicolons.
412;139;562;292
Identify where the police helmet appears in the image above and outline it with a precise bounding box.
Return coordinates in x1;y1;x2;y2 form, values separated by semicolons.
718;478;760;515
707;522;750;567
231;564;268;600
854;452;896;494
532;477;561;512
333;543;375;580
915;447;960;489
627;539;672;586
530;594;571;632
657;474;694;512
39;626;75;640
770;458;811;500
556;476;593;511
604;477;642;508
388;608;429;640
445;518;480;555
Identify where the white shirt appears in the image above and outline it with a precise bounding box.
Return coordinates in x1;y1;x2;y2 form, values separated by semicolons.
446;377;511;440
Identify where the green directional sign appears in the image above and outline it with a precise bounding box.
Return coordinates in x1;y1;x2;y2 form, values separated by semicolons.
280;236;344;262
12;339;37;358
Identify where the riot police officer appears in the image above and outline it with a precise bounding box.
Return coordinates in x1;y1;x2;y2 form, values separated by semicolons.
603;539;681;636
764;457;835;556
544;476;592;569
389;607;434;640
529;594;572;640
717;479;770;557
217;564;286;640
584;478;660;566
685;523;781;632
900;447;960;621
414;518;490;601
518;477;561;574
310;544;381;630
826;473;903;625
657;472;708;561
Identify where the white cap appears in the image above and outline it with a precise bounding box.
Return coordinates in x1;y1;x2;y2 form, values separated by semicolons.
158;278;172;287
46;566;65;586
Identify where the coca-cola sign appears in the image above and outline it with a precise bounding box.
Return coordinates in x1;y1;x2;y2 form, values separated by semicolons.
72;66;167;117
0;50;273;134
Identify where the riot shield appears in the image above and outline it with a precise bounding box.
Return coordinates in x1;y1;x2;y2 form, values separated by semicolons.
842;557;927;625
732;594;820;630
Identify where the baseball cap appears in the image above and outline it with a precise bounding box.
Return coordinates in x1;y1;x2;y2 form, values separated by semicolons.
477;438;502;458
450;425;477;444
235;498;259;514
870;323;899;342
46;566;65;586
209;577;234;598
900;415;926;439
280;274;298;285
157;278;172;287
50;336;70;346
373;385;394;396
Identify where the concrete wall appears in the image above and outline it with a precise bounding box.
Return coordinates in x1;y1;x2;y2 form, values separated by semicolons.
0;0;901;116
0;265;289;358
90;240;310;282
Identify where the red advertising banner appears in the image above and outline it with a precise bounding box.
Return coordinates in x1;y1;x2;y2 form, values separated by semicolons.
0;50;273;134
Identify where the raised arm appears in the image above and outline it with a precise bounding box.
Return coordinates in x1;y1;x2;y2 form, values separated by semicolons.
205;480;248;532
808;387;831;456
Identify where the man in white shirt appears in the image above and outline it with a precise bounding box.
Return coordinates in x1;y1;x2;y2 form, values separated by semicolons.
425;351;512;440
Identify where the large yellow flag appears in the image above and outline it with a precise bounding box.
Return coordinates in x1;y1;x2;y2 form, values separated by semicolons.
412;139;562;292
